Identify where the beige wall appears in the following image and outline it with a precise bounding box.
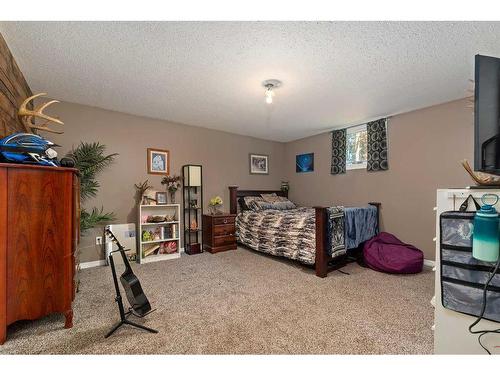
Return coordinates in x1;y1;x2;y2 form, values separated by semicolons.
48;101;286;262
49;98;472;262
285;99;474;260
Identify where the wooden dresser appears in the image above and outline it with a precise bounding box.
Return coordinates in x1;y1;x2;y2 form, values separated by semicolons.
0;163;80;344
202;213;237;253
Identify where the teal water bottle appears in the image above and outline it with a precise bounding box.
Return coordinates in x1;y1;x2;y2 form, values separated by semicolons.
473;194;500;262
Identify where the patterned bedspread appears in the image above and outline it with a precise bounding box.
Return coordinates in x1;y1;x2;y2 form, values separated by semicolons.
236;207;345;265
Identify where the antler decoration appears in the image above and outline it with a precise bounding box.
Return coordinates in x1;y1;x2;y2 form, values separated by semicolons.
461;159;500;186
18;93;64;134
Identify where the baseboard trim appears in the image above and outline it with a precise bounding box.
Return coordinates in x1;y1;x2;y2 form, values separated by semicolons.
423;259;435;269
79;259;107;269
81;254;432;270
79;248;186;269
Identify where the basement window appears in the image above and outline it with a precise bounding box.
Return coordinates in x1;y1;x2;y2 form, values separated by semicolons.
346;124;367;170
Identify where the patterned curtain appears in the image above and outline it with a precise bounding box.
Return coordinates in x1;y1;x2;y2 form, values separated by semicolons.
367;118;389;172
331;129;346;175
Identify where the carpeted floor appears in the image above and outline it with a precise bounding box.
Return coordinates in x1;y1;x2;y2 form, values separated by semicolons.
0;248;434;354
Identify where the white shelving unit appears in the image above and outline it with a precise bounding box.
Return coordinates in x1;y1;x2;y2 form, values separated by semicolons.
137;204;182;264
434;188;500;354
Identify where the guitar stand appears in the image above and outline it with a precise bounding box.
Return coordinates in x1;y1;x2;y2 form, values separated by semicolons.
105;253;159;339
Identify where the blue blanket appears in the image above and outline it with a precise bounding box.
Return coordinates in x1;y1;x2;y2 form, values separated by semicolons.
344;206;378;249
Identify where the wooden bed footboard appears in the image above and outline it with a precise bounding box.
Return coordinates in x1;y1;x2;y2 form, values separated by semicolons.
314;202;381;277
229;186;380;278
314;207;328;277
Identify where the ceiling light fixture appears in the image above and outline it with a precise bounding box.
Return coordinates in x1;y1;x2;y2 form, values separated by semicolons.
262;79;282;105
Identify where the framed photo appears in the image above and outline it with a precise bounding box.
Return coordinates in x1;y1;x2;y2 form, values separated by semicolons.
296;153;314;173
147;148;169;175
249;153;269;175
156;192;168;205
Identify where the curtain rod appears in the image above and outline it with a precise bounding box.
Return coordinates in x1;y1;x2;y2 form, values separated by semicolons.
333;116;391;132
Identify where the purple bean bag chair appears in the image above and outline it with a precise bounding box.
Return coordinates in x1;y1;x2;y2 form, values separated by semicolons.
363;232;423;274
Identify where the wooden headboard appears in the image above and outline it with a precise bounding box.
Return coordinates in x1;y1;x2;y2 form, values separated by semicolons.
229;186;288;214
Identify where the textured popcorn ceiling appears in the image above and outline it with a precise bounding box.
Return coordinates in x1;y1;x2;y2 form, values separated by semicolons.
1;21;500;142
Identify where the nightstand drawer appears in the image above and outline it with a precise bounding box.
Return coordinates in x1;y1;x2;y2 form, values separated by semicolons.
213;216;235;225
214;234;235;247
213;224;235;236
203;213;237;254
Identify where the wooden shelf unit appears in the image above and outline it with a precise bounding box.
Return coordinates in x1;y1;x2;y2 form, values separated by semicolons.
137;204;182;264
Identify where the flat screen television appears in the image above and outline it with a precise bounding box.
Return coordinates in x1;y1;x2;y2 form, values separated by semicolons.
475;54;500;175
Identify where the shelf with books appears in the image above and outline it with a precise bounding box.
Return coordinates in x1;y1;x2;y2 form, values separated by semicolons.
142;237;179;244
137;203;182;264
141;221;179;226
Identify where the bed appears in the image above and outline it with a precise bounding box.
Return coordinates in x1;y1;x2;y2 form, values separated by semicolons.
229;186;381;278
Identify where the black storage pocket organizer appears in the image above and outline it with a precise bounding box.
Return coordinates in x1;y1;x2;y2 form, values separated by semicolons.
440;210;500;322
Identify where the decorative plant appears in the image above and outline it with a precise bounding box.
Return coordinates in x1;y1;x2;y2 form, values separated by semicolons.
161;175;181;192
161;175;181;202
135;179;152;205
79;207;116;232
209;196;223;215
65;142;118;292
66;142;118;231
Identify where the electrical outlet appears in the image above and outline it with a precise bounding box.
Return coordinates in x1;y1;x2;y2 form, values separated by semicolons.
96;236;103;245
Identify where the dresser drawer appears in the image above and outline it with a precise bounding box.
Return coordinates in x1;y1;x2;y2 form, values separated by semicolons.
202;213;237;254
213;224;235;236
214;235;236;247
213;216;235;225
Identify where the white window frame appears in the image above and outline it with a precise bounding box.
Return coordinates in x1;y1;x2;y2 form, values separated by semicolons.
346;124;367;171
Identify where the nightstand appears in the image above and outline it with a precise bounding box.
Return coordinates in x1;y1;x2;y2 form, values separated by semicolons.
202;213;237;253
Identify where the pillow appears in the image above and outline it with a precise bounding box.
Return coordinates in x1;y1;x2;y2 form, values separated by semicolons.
272;200;296;210
241;196;263;210
275;195;292;203
249;199;296;211
260;193;280;203
261;193;295;204
249;200;274;211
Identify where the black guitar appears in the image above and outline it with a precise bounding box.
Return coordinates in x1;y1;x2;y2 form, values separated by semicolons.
105;228;152;317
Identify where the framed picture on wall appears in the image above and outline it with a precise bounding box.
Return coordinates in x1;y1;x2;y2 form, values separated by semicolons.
296;153;314;173
147;148;170;175
249;153;269;174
